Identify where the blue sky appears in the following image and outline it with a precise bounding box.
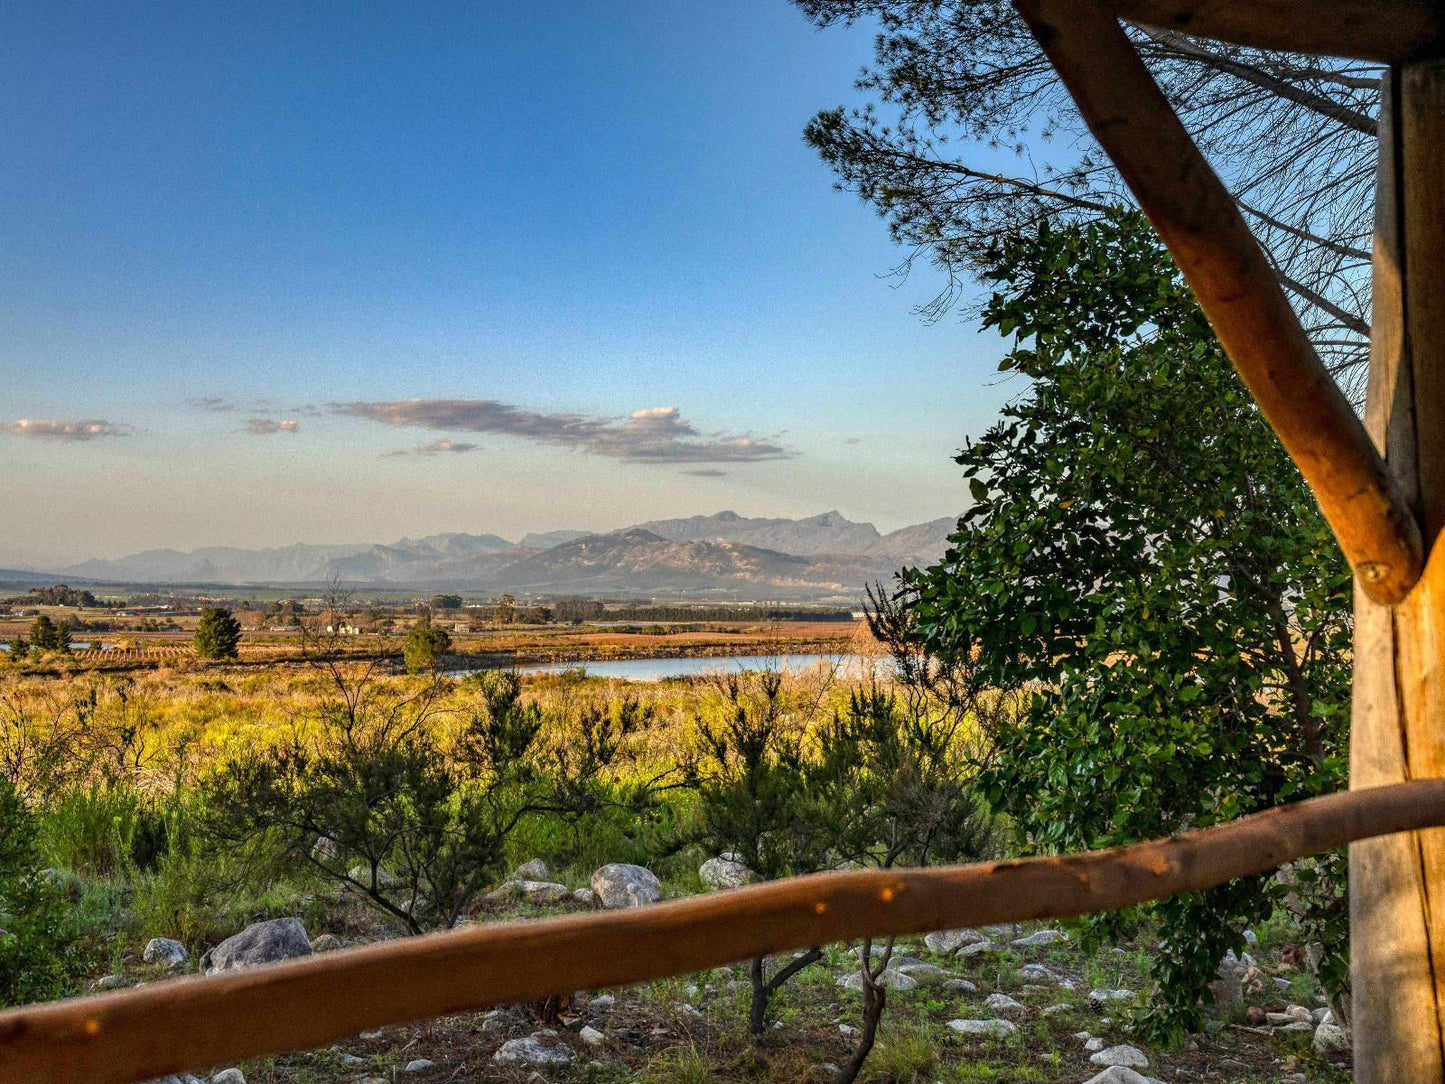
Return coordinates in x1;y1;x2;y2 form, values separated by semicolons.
0;1;1014;565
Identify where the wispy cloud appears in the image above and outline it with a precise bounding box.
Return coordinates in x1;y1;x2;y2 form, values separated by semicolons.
190;396;236;412
1;418;129;442
331;399;792;465
386;438;481;457
681;468;727;478
246;418;300;435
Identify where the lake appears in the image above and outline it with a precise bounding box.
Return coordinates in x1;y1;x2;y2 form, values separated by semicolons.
462;653;890;683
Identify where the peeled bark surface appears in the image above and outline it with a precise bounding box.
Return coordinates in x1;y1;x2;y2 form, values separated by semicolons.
1351;59;1445;1083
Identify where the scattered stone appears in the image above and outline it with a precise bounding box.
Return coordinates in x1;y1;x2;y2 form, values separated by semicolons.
590;864;662;909
1083;1069;1151;1084
1277;1020;1314;1033
1266;1012;1296;1026
202;918;313;975
1011;929;1066;947
311;835;338;860
837;969;916;992
1020;963;1056;982
983;992;1025;1016
942;979;979;994
519;880;572;906
403;1059;435;1072
839;1023;858;1036
1285;1004;1313;1023
892;961;950;985
335;1054;364;1066
1088;988;1136;1009
946;1018;1016;1039
589;993;615;1013
310;933;343;953
984;923;1020;938
959;940;998;958
1312;1006;1333;1024
91;974;127;991
1089;1045;1149;1069
1042;1003;1073;1016
493;1030;572;1067
1314;1022;1349;1053
143;938;189;970
572;887;596;906
515;858;551;881
1246;1005;1267;1025
210;1071;245;1084
699;852;758;890
1243;928;1258;945
484;880;521;903
347;864;400;890
1085;1037;1106;1052
1272;977;1293;992
924;928;986;954
579;1025;605;1046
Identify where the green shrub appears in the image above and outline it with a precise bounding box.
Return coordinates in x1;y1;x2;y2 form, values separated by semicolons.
0;779;82;1006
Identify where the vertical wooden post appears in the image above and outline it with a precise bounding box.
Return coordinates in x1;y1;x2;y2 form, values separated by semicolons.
1351;59;1445;1081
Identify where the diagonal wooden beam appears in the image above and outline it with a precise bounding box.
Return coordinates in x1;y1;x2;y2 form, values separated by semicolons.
1016;0;1425;605
3;779;1445;1084
1109;0;1445;63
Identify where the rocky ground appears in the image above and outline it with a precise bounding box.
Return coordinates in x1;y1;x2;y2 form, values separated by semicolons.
101;858;1350;1084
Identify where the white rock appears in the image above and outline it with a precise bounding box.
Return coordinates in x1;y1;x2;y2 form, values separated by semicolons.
484;880;521;903
579;1025;605;1046
590;863;662;909
1011;929;1066;947
942;978;979;994
347;864;400;889
839;1023;858;1036
589;993;615;1012
514;858;551;881
837;969;916;991
572;887;596;905
983;992;1025;1015
1020;963;1056;982
91;974;127;991
519;880;571;905
1085;1037;1105;1051
310;933;343;953
1083;1069;1151;1084
946;1018;1016;1039
402;1061;434;1073
924;928;986;954
892;961;950;985
211;1071;245;1084
311;835;338;860
1286;1004;1314;1023
1089;1044;1149;1069
1088;988;1136;1007
1042;1003;1073;1016
1314;1022;1349;1053
202;918;313;975
959;940;998;958
143;938;189;969
699;853;758;890
492;1030;572;1067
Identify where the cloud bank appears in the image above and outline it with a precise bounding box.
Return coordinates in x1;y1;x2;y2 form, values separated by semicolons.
331;399;791;464
2;418;129;441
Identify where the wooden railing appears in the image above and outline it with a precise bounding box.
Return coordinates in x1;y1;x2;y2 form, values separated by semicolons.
2;780;1444;1084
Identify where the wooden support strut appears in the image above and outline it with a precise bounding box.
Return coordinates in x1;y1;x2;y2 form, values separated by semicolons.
1014;0;1425;606
1109;0;1445;63
4;780;1445;1084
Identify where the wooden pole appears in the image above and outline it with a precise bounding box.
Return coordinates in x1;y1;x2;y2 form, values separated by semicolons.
1351;59;1445;1082
4;780;1445;1084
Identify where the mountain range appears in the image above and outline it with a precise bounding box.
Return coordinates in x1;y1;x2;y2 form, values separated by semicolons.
46;511;959;601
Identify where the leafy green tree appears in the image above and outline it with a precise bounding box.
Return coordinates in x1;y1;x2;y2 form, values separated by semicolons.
5;638;27;664
194;607;241;659
0;778;81;1005
403;623;451;673
901;211;1352;1035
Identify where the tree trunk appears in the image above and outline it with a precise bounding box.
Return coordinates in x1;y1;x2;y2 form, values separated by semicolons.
1350;59;1445;1082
